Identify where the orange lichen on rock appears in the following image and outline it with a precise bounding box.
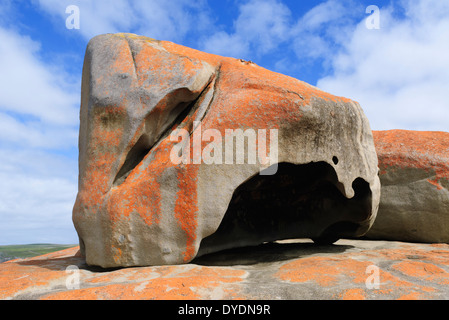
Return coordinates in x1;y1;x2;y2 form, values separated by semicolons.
276;256;374;287
274;242;448;300
337;288;367;300
275;253;415;291
41;265;246;300
373;130;449;188
174;164;199;262
396;292;428;300
392;261;449;285
367;130;449;244
2;241;449;300
0;247;80;299
74;33;380;267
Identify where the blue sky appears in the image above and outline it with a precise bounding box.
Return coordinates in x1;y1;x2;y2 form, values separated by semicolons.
0;0;448;245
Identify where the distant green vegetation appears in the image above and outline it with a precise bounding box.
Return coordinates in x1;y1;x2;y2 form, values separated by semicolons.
0;244;77;262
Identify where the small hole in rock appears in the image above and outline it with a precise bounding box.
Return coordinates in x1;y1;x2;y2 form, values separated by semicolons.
332;156;339;165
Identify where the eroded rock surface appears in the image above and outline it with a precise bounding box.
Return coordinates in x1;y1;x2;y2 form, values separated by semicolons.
73;33;380;267
1;240;449;300
367;130;449;243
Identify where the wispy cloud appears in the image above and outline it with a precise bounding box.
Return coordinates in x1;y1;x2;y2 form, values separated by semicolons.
0;21;79;244
290;0;361;62
0;148;78;244
0;27;79;124
201;0;292;59
37;0;213;43
317;0;449;130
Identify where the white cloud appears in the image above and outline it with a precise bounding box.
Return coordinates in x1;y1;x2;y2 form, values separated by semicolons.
201;0;292;59
0;26;79;151
0;27;79;127
0;20;79;244
233;0;291;53
298;0;349;30
0;112;78;149
0;148;78;245
37;0;213;43
201;31;250;59
317;0;449;130
290;0;360;62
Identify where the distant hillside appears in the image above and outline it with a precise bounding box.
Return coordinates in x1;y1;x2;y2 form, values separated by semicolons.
0;244;77;263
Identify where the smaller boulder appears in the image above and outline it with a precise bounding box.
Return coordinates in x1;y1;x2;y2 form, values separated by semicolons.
366;130;449;243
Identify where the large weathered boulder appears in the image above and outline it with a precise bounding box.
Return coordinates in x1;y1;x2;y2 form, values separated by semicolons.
366;130;449;243
73;33;380;268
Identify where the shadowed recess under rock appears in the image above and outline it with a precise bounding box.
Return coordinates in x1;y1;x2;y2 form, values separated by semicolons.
193;239;354;266
198;162;373;257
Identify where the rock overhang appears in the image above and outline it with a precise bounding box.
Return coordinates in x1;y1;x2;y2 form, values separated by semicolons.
73;33;380;268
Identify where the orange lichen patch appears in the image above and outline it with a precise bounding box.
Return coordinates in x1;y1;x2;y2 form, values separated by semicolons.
106;149;177;228
174;164;199;262
92;36;135;87
28;246;81;261
162;38;353;106
0;247;81;299
41;281;199;300
205;59;353;134
0;262;66;299
276;250;441;300
110;43;136;77
373;130;449;160
111;246;123;264
373;130;449;188
40;286;105;300
397;292;428;300
77;106;127;209
131;39;206;91
42;265;246;300
427;250;449;266
108;175;161;225
392;261;449;285
276;256;373;286
94;34;137;80
427;178;444;190
337;288;367;300
0;265;53;299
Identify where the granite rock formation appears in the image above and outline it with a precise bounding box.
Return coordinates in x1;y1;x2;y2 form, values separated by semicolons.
367;130;449;243
73;33;380;268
